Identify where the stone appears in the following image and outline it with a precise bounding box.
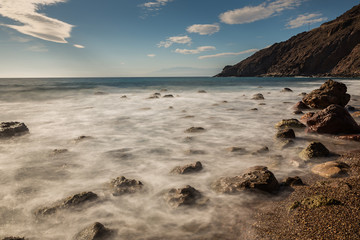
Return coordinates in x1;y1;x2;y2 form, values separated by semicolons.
250;108;258;111
2;237;25;240
165;185;208;208
293;110;303;115
198;90;207;93
94;91;107;95
302;80;350;109
275;119;306;129
153;93;161;96
299;142;330;161
227;147;247;154
252;146;269;155
185;127;206;133
109;176;143;196
185;149;206;155
278;139;295;149
275;129;295;139
252;93;264;100
148;95;159;99
0;122;29;138
171;161;203;174
163;94;174;98
282;176;304;186
281;88;293;92
311;161;350;178
346;105;356;111
290;195;341;210
73;222;115;240
121;95;127;98
35;192;98;216
73;136;92;143
336;134;360;141
52;149;68;155
212;166;279;194
306;104;360;134
292;101;310;110
300;112;315;124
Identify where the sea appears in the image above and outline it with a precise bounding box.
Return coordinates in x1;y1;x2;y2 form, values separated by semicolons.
0;77;360;239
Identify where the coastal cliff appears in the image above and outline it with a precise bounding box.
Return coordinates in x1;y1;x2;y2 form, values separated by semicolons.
215;4;360;78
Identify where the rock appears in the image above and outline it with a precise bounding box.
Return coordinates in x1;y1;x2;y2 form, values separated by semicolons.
185;149;206;155
212;166;279;194
94;91;107;95
250;108;258;111
227;147;247;154
292;101;310;110
73;222;115;240
120;95;127;98
185;127;206;133
302;80;351;108
259;103;266;105
148;95;159;99
336;134;360;141
0;122;29;138
35;192;98;216
198;90;207;93
300;112;315;123
275;119;306;129
252;146;269;155
306;104;360;134
299;142;330;161
52;149;68;155
282;176;304;186
153;93;161;96
171;161;203;174
2;237;25;240
109;176;143;196
252;93;264;100
293;110;303;115
73;135;92;143
352;111;360;118
290;195;341;210
275;129;295;139
165;185;207;208
346;105;356;111
163;94;174;98
311;161;350;178
281;88;293;92
278;139;295;149
160;89;168;92
299;92;307;96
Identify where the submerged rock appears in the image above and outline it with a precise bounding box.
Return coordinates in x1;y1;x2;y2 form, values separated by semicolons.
252;146;270;155
300;112;315;123
198;90;207;93
275;119;306;129
165;185;208;208
299;142;330;161
2;237;25;240
185;127;206;133
275;129;295;139
336;134;360;141
226;147;247;154
73;222;115;240
306;104;360;134
73;136;93;143
293;110;303;115
290;195;341;210
311;161;350;178
281;88;293;92
163;94;174;98
252;93;265;100
302;79;350;109
185;149;206;155
171;161;203;174
0;122;29;138
212;166;279;194
109;176;143;196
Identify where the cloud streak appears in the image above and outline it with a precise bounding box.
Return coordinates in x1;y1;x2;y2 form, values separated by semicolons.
158;35;192;48
175;46;216;54
186;24;220;35
0;0;73;43
199;49;258;60
286;13;327;29
142;0;173;11
219;0;302;24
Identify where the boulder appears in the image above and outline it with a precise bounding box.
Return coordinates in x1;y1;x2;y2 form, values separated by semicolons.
185;127;206;133
252;93;264;100
292;101;310;110
282;176;304;186
73;222;115;240
165;185;208;208
306;104;360;134
311;161;350;178
290;195;341;210
302;79;350;109
0;122;29;138
275;129;295;139
171;161;203;174
281;88;293;92
275;119;306;129
299;142;330;161
212;166;279;194
109;176;143;196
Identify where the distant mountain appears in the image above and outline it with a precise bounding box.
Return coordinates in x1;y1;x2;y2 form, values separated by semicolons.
215;4;360;77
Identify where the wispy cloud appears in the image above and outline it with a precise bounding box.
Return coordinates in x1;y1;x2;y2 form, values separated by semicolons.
219;0;302;24
158;35;192;48
0;0;73;43
147;54;156;57
27;44;48;52
186;24;220;35
73;44;85;49
142;0;173;11
286;13;327;29
199;49;258;60
175;46;216;54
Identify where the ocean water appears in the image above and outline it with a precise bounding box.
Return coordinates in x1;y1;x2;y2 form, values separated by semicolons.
0;77;360;239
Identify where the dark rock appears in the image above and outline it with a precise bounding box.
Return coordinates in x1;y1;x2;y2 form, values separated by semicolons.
120;95;127;98
2;237;25;240
252;93;264;100
250;108;258;111
290;195;341;210
282;176;304;186
35;192;98;216
336;134;360;141
306;104;360;134
185;149;206;155
212;166;279;194
299;142;330;161
198;90;207;93
292;101;310;110
227;147;247;154
73;135;92;143
311;161;350;178
109;176;143;196
171;161;203;174
275;119;306;129
293;110;303;115
165;185;208;208
259;103;266;105
185;127;206;133
73;222;115;240
0;122;29;138
153;93;161;96
346;105;356;111
52;149;68;155
281;88;293;92
163;94;174;98
252;146;269;155
276;129;295;139
299;92;307;96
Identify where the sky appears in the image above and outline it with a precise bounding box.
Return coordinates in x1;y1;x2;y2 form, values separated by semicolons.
0;0;359;77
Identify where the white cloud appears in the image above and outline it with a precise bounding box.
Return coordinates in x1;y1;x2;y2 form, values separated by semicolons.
73;44;85;49
199;49;258;60
175;46;216;54
186;24;220;35
158;35;192;48
147;54;156;57
142;0;173;11
0;0;73;43
220;0;302;24
286;13;327;29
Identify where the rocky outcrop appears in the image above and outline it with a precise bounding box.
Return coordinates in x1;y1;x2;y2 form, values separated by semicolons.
165;185;208;208
299;142;330;161
306;104;360;134
302;80;350;108
311;161;350;178
212;166;279;194
171;161;203;174
0;122;29;138
73;222;115;240
215;4;360;77
109;176;143;196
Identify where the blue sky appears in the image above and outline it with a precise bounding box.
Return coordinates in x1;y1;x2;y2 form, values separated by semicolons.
0;0;359;77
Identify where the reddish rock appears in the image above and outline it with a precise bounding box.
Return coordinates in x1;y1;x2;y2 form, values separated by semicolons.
336;134;360;141
306;104;360;134
292;101;310;110
300;112;315;124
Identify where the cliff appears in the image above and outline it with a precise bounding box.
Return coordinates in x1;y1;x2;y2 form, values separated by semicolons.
215;4;360;77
